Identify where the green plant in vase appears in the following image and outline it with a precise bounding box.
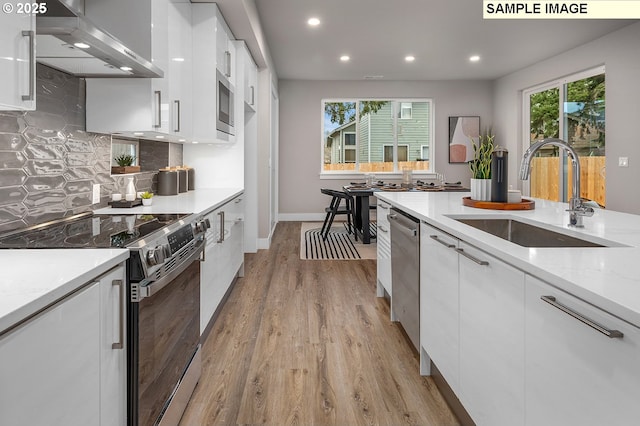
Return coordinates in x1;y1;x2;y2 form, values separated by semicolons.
469;131;495;200
114;154;136;167
141;191;153;206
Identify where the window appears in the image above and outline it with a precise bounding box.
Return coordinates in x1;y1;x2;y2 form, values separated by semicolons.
323;99;432;173
111;138;139;167
400;102;412;119
383;144;408;162
523;66;605;206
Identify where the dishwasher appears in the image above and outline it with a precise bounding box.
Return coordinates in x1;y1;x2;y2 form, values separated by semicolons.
388;208;420;351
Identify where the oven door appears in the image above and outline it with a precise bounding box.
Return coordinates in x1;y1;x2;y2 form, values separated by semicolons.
128;239;204;426
216;69;234;136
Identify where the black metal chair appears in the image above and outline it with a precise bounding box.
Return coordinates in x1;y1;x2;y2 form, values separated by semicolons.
320;188;354;240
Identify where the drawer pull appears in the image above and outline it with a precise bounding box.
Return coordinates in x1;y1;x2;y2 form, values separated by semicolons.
378;225;388;233
430;234;454;248
455;248;489;266
377;203;390;210
541;295;624;339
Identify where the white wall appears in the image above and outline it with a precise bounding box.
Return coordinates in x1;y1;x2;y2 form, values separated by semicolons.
494;22;640;214
278;79;493;218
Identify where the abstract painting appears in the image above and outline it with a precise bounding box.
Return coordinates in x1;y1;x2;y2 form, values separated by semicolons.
449;116;480;163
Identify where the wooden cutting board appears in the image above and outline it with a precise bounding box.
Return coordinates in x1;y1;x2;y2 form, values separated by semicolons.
462;196;535;210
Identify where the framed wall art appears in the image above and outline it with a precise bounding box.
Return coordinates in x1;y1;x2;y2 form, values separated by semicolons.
449;116;480;163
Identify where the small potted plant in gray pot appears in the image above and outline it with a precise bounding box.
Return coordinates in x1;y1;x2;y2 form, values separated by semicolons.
111;154;140;174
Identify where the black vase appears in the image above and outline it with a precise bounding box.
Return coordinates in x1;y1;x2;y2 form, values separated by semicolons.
491;148;508;202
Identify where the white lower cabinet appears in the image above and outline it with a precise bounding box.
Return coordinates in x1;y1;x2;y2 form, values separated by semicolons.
420;222;460;393
458;241;525;426
376;200;392;297
525;275;640;426
201;194;245;334
0;263;126;426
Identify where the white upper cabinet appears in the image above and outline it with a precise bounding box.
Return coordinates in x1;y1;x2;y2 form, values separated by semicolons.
168;0;193;140
85;0;193;141
239;42;258;111
216;12;236;86
0;9;35;110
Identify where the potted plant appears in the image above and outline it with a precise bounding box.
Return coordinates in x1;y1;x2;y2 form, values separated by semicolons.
469;131;495;201
140;191;154;206
111;154;140;174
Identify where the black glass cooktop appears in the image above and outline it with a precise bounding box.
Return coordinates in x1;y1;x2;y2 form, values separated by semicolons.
0;213;190;249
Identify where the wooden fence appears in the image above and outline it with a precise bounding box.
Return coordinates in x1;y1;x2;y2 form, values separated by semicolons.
324;156;606;206
530;156;605;206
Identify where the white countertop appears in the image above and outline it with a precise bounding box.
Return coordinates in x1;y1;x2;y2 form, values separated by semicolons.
1;188;243;336
94;187;244;216
0;249;129;335
376;191;640;327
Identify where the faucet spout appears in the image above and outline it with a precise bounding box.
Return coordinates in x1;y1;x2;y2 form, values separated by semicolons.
519;138;594;227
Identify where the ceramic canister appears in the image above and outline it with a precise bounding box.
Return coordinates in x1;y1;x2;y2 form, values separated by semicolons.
157;170;179;195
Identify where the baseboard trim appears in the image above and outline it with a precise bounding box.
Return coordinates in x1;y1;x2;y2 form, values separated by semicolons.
431;361;475;426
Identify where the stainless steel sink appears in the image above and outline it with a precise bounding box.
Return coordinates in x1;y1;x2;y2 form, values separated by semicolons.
454;218;608;248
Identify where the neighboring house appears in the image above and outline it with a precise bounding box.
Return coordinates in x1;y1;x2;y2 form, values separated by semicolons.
325;101;431;165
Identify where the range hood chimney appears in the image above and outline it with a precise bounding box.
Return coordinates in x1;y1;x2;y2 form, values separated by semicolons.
36;0;163;78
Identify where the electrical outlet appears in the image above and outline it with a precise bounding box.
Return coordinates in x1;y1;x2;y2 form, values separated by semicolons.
92;184;101;204
619;157;629;167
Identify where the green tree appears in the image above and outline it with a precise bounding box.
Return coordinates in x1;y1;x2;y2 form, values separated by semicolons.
325;101;388;125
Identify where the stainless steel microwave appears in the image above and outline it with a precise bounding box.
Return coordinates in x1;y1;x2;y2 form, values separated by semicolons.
216;69;235;138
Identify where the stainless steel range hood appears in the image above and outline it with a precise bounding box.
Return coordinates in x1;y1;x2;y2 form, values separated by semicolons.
36;0;163;78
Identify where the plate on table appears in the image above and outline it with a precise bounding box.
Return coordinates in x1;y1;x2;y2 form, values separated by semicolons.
380;184;408;192
443;181;463;188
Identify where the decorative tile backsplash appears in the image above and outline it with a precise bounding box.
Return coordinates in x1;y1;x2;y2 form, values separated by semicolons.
0;64;182;233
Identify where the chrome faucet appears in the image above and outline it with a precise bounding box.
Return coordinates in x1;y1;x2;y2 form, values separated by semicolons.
519;138;594;227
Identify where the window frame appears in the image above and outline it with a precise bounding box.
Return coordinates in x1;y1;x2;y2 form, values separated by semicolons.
521;65;605;201
321;98;434;178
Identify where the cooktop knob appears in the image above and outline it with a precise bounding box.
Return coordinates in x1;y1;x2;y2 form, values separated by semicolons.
146;245;167;266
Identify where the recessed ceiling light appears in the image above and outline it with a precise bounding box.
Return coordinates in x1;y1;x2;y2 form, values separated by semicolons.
469;55;481;62
74;42;90;49
172;57;185;62
340;55;350;62
120;66;132;71
405;55;415;62
307;17;320;26
155;135;165;139
192;141;199;144
178;138;186;142
133;132;144;136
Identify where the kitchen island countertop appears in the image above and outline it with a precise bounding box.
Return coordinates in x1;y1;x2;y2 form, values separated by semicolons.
376;191;640;327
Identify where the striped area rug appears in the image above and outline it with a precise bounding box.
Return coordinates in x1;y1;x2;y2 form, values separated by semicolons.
300;222;377;260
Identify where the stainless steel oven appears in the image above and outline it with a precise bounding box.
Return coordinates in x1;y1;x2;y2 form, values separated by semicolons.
216;68;235;138
128;218;208;426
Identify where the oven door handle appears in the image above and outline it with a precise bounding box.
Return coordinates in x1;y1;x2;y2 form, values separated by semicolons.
134;238;205;301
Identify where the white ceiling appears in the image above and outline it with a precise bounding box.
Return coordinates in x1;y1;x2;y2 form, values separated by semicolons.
252;0;635;81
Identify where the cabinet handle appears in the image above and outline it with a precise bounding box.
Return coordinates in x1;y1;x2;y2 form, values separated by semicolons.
540;295;624;339
430;234;455;248
112;279;124;350
377;203;390;210
225;51;231;78
250;85;255;105
378;225;388;233
235;198;242;203
22;30;35;102
173;100;181;132
217;211;225;243
154;90;162;128
455;248;489;266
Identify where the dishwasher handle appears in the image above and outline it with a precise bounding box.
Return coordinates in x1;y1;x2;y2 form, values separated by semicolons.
388;213;418;237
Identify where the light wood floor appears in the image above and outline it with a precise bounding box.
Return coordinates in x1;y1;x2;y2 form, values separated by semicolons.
179;222;459;426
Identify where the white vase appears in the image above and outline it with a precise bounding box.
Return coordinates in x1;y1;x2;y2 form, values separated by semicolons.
142;198;153;206
125;177;136;201
470;178;492;201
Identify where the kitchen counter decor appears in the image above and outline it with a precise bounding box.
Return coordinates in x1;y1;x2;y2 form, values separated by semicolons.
111;154;140;174
462;196;535;210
